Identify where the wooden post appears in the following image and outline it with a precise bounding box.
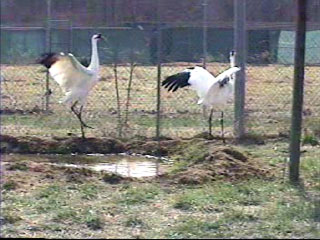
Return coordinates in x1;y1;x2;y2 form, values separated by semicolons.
233;0;246;138
289;0;307;184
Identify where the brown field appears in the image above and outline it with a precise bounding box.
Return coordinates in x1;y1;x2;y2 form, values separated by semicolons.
1;63;320;139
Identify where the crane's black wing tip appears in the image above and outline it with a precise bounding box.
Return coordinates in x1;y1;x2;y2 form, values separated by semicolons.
36;52;60;68
162;71;191;92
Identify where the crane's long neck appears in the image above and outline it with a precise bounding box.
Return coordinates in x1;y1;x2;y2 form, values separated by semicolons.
88;39;99;73
229;53;236;82
230;54;235;68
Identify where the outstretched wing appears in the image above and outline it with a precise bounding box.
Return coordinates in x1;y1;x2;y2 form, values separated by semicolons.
215;67;240;84
162;71;191;92
201;67;241;106
162;66;215;102
38;52;94;93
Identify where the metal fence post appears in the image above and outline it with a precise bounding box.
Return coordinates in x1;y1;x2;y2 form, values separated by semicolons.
45;0;52;112
289;0;307;184
156;0;162;141
233;0;246;139
155;0;163;175
202;0;208;69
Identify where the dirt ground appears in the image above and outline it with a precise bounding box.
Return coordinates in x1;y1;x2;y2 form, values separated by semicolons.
1;134;278;184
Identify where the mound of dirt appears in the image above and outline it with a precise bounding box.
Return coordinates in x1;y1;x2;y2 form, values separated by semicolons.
171;146;273;184
0;135;126;154
126;139;180;156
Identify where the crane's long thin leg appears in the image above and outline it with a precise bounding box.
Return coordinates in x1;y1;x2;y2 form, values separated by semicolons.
80;118;85;139
71;101;85;139
71;103;94;129
71;101;78;113
208;108;214;137
78;105;94;129
70;102;94;139
220;111;226;144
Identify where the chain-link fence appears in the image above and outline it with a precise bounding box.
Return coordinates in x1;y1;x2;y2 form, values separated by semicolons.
1;0;320;140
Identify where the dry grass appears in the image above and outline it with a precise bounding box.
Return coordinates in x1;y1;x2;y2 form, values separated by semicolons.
1;63;320;138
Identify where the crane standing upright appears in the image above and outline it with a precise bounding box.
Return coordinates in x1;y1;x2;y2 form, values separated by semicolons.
162;51;240;143
38;33;103;139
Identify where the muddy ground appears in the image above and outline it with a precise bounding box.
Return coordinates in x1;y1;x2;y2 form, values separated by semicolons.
1;134;276;184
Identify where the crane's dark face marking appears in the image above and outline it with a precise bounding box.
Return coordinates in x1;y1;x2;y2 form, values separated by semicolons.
93;33;102;40
230;50;235;57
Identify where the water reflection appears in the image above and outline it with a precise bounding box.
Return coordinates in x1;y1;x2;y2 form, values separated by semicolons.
2;154;170;178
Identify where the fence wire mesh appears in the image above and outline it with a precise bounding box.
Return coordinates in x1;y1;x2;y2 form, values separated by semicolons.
0;0;320;141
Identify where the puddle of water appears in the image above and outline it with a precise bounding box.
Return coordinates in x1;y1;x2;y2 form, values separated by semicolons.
1;153;171;178
50;160;161;178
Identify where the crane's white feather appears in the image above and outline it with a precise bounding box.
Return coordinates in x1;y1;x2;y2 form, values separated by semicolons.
184;66;215;103
201;67;241;107
215;66;240;83
49;53;98;105
162;51;240;108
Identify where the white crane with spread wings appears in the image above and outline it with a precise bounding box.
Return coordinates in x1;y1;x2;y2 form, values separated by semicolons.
38;33;103;138
162;51;240;142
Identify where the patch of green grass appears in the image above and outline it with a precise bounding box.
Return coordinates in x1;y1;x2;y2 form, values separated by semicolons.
170;139;209;165
79;184;99;200
166;217;225;239
172;180;284;212
222;207;260;222
40;223;64;232
119;184;161;205
301;157;319;176
168;160;189;174
3;180;18;191
37;185;62;199
271;198;316;221
160;115;230;129
168;182;318;238
34;185;68;213
307;118;320;138
7;162;29;171
52;208;79;222
84;211;104;230
172;188;216;211
302;135;319;146
2;210;22;224
235;181;270;206
252;198;319;238
299;155;320;191
125;216;145;228
207;181;267;205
